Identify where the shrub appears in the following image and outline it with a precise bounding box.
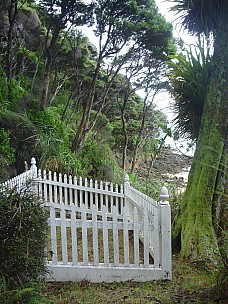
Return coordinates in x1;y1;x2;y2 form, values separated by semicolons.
79;139;117;181
0;186;47;302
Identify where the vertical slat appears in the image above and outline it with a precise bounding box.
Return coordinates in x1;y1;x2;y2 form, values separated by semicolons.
133;207;139;266
81;204;88;265
100;181;104;209
60;204;68;264
115;184;119;214
38;169;42;200
69;175;73;205
143;206;149;267
48;171;52;203
89;179;93;209
153;206;160;268
102;205;109;266
123;205;129;266
110;183;113;213
59;173;63;204
71;206;78;265
84;178;88;209
149;214;153;256
95;180;98;210
92;204;99;266
79;177;83;208
74;176;78;207
50;206;58;264
53;172;58;204
43;170;47;202
64;174;68;205
120;184;124;215
113;205;119;266
105;182;109;211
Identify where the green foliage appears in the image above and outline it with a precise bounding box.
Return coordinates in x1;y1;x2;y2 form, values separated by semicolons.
170;0;223;36
79;138;117;181
0;128;16;165
0;67;8;106
0;186;47;302
34;107;70;159
168;43;211;139
0;281;48;304
0;0;175;188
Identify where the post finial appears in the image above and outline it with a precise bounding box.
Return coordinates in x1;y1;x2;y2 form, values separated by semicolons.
31;157;36;166
30;157;37;178
160;186;169;205
124;174;129;183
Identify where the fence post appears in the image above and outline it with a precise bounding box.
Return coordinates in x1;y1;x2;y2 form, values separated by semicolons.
30;157;38;194
159;186;172;280
30;157;37;179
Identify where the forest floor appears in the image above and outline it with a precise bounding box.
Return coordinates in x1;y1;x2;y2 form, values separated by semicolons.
45;254;225;303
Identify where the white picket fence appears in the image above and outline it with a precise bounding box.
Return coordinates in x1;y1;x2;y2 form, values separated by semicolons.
1;157;37;191
2;158;172;282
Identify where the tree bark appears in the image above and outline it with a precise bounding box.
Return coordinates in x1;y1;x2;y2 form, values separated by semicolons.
71;65;100;150
180;12;228;267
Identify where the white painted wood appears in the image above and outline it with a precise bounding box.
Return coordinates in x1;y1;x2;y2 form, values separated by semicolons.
113;205;119;266
81;204;88;265
110;183;114;213
123;206;129;266
69;175;73;205
105;182;109;211
143;206;149;267
73;176;78;207
133;207;139;266
64;174;68;205
60;204;68;264
159;202;172;280
71;207;78;265
48;171;52;203
59;173;63;204
102;205;109;266
38;169;42;199
2;161;172;283
44;170;47;202
84;178;88;209
50;206;58;265
100;181;104;208
54;172;57;204
120;184;124;215
79;177;83;208
90;179;93;209
153;206;160;268
46;264;163;283
92;205;99;266
95;180;98;210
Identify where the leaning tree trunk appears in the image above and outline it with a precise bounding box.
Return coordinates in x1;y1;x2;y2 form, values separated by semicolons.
180;16;228;268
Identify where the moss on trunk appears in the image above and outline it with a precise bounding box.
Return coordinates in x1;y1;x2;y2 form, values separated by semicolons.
180;4;228;267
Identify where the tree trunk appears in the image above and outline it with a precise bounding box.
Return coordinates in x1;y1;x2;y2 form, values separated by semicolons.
71;61;101;151
131;111;145;173
180;17;228;268
215;138;228;262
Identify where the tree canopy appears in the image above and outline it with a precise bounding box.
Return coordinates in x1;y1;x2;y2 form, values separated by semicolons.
0;0;174;181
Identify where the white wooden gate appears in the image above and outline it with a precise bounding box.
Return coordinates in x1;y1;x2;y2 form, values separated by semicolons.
2;158;172;282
